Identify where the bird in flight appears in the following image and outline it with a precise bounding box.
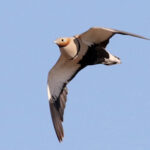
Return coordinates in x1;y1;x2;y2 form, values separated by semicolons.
47;27;149;142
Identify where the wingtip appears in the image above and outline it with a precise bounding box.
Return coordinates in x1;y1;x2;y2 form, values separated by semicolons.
138;36;150;40
57;132;64;142
144;37;150;40
49;102;65;143
58;136;64;143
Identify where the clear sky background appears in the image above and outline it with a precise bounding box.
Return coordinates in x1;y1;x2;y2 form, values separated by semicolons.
0;0;150;150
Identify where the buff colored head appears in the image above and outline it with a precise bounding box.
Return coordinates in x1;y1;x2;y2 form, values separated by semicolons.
54;37;70;48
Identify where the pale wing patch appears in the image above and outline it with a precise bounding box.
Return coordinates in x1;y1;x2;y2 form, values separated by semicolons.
47;84;51;101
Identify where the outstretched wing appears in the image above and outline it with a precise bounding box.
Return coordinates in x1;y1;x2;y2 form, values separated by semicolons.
47;55;80;142
79;27;149;46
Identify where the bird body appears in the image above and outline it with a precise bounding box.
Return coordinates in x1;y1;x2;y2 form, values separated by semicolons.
47;27;149;142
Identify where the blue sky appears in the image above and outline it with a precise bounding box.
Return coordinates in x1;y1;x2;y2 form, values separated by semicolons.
0;0;150;150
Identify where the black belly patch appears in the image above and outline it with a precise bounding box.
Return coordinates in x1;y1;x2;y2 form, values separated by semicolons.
78;43;109;68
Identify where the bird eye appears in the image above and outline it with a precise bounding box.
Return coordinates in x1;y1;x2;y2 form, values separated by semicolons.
61;39;64;42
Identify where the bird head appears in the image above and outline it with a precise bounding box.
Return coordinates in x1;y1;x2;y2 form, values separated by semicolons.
54;37;78;59
54;38;70;48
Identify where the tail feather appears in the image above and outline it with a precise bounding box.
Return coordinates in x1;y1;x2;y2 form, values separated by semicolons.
102;51;121;65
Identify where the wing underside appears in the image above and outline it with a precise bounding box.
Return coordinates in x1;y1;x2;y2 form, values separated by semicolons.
47;56;80;142
79;27;149;46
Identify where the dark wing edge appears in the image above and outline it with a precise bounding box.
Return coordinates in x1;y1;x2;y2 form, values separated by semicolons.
49;86;68;142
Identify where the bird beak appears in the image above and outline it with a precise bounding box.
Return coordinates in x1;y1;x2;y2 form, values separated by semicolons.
54;40;57;44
